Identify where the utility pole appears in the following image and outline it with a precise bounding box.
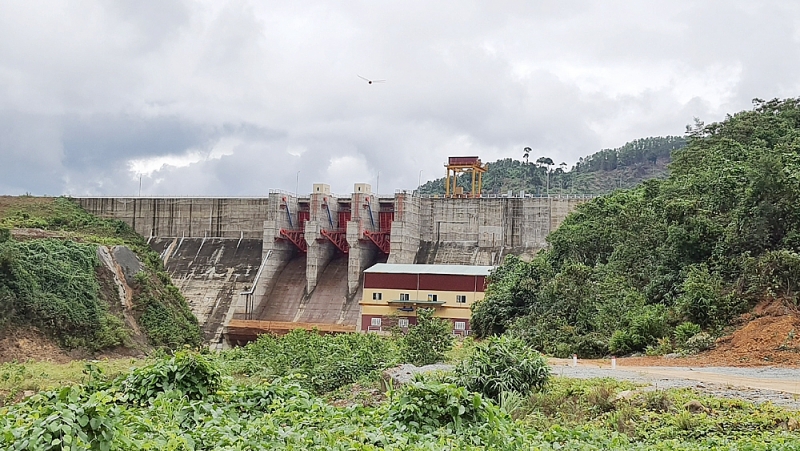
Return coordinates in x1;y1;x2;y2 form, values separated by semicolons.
138;175;142;197
295;171;300;197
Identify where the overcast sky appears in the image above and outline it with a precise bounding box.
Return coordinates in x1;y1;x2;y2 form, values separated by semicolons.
1;1;799;196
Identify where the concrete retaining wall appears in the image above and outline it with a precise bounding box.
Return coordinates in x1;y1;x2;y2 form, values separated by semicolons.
78;197;271;239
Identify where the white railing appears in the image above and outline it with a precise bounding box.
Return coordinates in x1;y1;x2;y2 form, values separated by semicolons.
239;250;272;319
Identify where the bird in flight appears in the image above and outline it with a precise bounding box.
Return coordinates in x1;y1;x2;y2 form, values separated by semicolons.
358;75;386;85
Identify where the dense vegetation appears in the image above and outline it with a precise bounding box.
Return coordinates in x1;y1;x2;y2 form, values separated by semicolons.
2;332;799;450
418;136;685;195
0;197;201;350
220;328;402;394
0;239;129;350
472;98;800;357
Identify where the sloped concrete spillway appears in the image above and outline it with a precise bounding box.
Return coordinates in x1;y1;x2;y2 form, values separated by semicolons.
149;237;263;343
296;256;360;324
253;255;308;322
253;255;361;326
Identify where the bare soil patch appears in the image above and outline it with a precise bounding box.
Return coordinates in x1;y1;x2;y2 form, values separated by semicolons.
0;328;71;364
623;299;800;368
10;228;68;240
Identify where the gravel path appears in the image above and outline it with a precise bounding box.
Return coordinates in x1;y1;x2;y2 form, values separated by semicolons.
550;361;800;410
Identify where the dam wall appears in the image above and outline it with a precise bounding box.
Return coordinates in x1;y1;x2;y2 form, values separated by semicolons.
390;195;591;266
78;197;271;239
75;190;592;343
149;237;262;344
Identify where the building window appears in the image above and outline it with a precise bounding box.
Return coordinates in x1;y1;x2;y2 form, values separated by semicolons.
400;293;410;301
456;295;467;304
372;292;382;300
398;318;409;328
454;321;466;331
428;294;438;302
371;317;382;327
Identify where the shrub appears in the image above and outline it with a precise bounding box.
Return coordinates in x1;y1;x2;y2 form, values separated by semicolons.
674;322;702;347
573;333;610;359
645;337;674;356
609;330;645;355
586;383;616;413
220;329;400;394
133;273;202;348
120;351;222;404
609;305;668;355
401;308;453;366
387;380;501;432
644;390;673;413
676;266;732;328
455;335;549;401
683;332;715;354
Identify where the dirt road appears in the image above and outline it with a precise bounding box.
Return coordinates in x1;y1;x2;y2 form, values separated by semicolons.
549;358;800;409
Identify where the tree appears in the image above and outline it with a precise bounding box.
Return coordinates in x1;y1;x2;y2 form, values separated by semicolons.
473;97;800;357
536;157;554;194
402;308;454;365
522;147;531;164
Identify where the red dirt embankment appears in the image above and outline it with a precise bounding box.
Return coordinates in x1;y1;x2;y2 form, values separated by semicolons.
624;299;800;368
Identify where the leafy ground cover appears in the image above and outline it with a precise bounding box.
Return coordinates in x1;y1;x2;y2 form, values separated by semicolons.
2;333;800;450
0;196;202;352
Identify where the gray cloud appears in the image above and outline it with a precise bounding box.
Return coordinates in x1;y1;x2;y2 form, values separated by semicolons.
1;0;799;196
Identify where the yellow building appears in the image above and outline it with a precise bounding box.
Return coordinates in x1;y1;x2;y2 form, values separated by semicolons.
359;263;493;335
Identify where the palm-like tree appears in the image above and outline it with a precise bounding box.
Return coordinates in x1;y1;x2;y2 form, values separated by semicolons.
536;157;554;195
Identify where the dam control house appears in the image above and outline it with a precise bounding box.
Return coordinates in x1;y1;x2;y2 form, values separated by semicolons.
359;263;493;335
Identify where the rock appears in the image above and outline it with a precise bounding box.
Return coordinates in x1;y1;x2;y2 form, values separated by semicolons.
663;353;682;359
111;246;142;285
613;390;640;403
684;400;709;414
789;418;799;431
380;363;453;391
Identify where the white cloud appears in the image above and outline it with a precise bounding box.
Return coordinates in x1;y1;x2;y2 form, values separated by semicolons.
325;155;371;194
1;0;799;196
127;137;237;177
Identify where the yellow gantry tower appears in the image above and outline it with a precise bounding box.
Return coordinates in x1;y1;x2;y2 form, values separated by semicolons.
444;156;489;198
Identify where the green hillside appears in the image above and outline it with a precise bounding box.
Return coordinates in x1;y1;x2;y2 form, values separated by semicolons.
472;98;800;358
0;197;202;352
418;136;686;195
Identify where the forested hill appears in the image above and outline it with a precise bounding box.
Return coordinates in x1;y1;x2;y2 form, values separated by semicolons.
471;98;800;358
418;136;686;195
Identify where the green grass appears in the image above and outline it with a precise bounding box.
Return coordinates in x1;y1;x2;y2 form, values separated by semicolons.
0;359;140;405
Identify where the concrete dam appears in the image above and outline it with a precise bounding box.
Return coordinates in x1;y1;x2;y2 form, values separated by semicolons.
77;185;591;345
